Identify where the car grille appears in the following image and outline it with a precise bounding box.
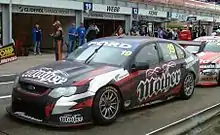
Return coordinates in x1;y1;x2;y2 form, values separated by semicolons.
19;81;49;95
12;97;45;120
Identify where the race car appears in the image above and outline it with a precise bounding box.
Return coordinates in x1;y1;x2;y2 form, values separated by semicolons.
7;36;199;127
185;36;220;85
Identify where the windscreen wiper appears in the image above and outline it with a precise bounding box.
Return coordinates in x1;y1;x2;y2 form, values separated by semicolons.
84;43;105;64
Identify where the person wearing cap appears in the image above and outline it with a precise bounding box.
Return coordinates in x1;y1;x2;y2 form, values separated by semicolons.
67;23;77;54
50;20;64;61
76;22;86;46
178;25;192;41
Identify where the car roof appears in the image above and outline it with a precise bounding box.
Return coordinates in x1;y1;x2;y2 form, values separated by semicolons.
90;36;171;49
194;36;220;41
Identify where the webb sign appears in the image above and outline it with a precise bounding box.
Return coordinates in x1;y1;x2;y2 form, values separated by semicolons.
0;43;17;65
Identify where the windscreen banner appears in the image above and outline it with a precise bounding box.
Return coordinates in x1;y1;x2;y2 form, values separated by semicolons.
0;43;17;65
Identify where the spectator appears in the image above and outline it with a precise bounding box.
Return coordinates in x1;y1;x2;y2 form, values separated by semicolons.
50;20;64;61
32;23;42;55
86;23;99;42
77;22;86;46
157;27;164;38
178;25;192;41
173;28;178;40
167;28;173;40
68;23;77;54
130;26;137;36
115;26;125;36
201;29;206;36
139;26;147;36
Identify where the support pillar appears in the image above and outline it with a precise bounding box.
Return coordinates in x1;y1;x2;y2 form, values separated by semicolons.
2;3;12;45
125;15;132;35
75;10;84;28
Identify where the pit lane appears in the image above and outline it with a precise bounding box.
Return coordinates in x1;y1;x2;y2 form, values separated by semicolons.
0;84;220;135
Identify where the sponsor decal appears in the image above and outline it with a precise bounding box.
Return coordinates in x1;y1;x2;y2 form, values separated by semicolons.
14;112;43;122
0;43;17;65
137;61;181;102
16;6;75;15
148;10;158;16
114;71;129;81
59;114;83;123
21;67;69;85
201;76;216;81
88;41;132;49
121;50;132;56
200;59;210;64
200;64;216;69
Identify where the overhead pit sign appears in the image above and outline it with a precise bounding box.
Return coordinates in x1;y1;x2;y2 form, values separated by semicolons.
13;5;75;16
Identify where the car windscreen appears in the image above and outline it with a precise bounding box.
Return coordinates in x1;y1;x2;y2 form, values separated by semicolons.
203;41;220;52
66;45;133;66
185;45;201;54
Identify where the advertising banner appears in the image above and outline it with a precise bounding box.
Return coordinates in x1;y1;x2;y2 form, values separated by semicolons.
0;43;17;65
129;0;217;10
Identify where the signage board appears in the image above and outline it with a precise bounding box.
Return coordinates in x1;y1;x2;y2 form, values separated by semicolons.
84;12;126;20
0;43;17;65
93;4;132;15
13;5;76;16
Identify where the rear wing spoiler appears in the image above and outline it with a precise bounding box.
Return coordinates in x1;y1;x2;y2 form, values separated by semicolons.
173;40;206;54
174;40;205;47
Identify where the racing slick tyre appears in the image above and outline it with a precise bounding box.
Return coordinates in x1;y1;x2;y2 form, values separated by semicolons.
180;73;195;100
92;86;121;125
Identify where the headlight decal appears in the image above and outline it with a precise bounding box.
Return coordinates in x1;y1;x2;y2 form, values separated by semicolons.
48;87;77;98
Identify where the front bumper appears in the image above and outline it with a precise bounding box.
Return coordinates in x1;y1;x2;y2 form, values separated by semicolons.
198;68;219;84
6;107;92;127
6;88;95;127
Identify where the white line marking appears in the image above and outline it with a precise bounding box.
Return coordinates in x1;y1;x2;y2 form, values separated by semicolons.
146;102;220;135
0;74;16;77
0;95;11;99
0;81;14;85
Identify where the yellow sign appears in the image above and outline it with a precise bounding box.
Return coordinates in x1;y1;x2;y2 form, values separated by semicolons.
0;45;15;59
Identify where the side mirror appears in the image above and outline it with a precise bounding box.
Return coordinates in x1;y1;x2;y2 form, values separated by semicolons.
131;62;149;71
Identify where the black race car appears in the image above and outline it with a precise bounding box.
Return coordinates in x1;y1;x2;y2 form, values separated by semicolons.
7;36;200;127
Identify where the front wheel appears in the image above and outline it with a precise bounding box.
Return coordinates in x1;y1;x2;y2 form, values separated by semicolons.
92;86;121;125
180;73;195;100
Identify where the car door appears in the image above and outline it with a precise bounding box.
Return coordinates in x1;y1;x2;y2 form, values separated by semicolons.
156;41;187;96
130;42;164;106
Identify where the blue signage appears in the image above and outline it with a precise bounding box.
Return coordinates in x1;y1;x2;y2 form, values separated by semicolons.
84;2;93;11
132;8;138;15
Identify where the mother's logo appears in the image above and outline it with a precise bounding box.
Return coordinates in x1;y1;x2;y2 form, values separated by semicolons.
22;67;69;85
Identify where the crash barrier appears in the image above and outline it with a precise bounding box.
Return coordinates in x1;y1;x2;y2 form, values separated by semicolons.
145;102;220;135
0;43;17;65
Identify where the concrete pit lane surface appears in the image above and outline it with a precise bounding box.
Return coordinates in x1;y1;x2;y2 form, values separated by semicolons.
0;84;220;135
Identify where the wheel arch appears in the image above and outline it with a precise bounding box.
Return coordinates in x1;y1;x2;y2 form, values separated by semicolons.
92;83;125;109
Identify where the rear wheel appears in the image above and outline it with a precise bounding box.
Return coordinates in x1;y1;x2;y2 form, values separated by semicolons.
92;86;121;125
180;73;195;100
